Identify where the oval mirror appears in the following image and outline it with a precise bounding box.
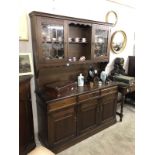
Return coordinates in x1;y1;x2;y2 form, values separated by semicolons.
105;11;118;26
111;30;127;54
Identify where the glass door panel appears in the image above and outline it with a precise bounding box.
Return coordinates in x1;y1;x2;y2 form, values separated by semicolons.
94;29;108;58
41;24;64;60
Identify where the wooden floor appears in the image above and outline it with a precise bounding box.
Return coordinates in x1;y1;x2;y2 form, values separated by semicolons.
57;104;135;155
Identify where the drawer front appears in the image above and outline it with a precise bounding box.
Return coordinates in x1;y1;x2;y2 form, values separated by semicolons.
78;91;99;102
79;98;98;109
100;86;118;97
52;106;75;119
48;97;76;112
100;92;118;102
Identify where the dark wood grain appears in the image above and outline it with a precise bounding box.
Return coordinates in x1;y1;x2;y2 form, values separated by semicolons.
36;84;118;153
29;11;112;76
19;76;36;155
77;97;98;134
29;11;118;153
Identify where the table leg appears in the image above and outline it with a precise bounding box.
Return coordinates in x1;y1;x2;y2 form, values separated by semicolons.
120;94;125;121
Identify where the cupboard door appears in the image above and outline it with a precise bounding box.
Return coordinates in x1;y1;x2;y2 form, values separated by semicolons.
48;105;76;147
99;92;117;123
77;98;99;135
92;24;110;60
37;17;67;63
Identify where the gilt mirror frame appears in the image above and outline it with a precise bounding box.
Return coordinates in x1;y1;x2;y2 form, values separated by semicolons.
105;11;118;26
111;30;127;54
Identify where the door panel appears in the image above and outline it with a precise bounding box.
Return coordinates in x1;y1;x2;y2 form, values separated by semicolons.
92;24;110;60
100;92;117;123
101;99;115;121
77;98;98;134
37;16;66;63
48;106;76;146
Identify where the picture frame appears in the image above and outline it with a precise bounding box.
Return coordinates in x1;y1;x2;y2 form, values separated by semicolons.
19;12;29;41
19;53;34;76
105;10;118;27
110;30;127;54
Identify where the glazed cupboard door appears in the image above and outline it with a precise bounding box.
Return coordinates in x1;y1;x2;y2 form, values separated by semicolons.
47;97;76;147
92;24;110;61
36;16;67;64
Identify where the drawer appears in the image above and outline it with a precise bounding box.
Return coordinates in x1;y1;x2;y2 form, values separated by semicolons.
48;97;76;112
51;106;75;119
79;97;98;108
100;92;117;102
100;86;118;97
78;91;99;102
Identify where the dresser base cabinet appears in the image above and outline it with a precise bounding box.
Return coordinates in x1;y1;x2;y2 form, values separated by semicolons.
36;85;118;153
50;118;116;153
19;77;36;155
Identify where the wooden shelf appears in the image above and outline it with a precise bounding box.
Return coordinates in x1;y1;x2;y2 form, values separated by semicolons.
69;41;88;44
42;41;64;44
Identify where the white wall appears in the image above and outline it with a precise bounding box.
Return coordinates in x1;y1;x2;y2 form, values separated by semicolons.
19;0;135;142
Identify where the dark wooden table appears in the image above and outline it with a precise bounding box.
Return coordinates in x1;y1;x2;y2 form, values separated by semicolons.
116;82;135;121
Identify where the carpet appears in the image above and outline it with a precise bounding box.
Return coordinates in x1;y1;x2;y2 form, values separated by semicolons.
57;104;135;155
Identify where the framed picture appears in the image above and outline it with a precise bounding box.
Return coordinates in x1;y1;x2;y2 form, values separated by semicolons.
19;12;29;41
19;53;34;76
